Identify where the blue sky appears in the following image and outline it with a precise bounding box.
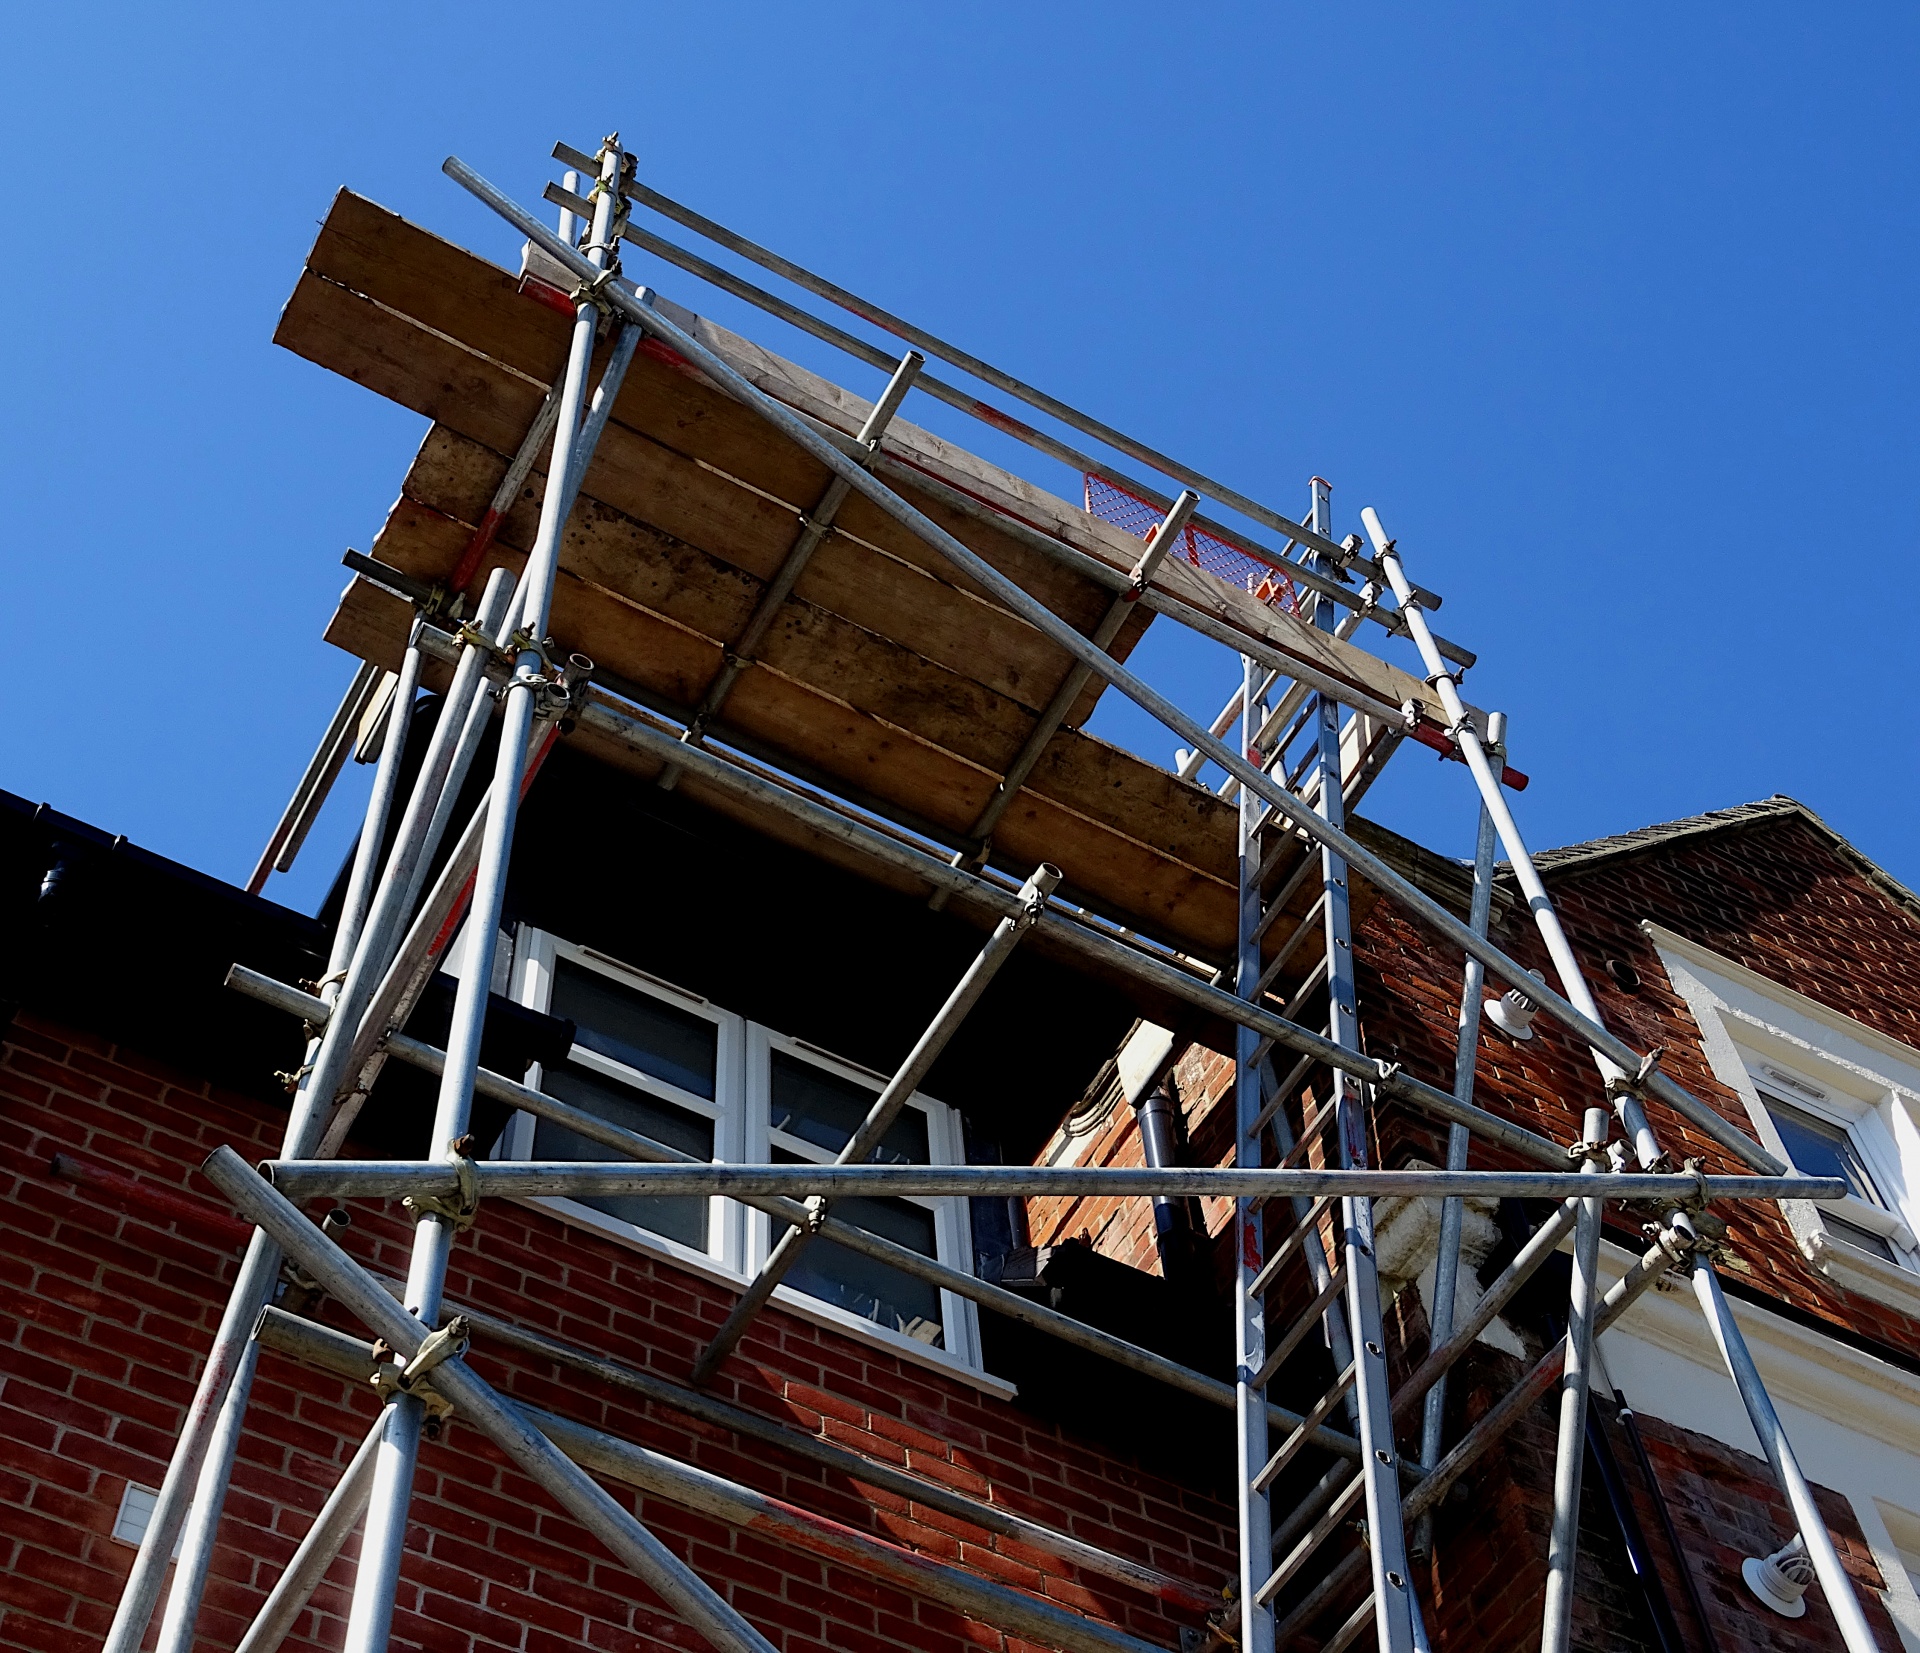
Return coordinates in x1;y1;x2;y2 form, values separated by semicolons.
4;4;1915;912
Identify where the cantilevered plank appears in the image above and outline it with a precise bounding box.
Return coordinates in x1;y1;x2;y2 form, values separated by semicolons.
377;428;1229;878
293;192;1439;724
327;570;1241;957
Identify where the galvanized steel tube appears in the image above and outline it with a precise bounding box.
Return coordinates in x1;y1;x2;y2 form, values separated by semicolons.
1689;1255;1880;1653
448;156;1769;1178
256;1160;1843;1205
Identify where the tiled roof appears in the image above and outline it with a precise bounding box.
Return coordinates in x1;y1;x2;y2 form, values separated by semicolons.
1525;795;1920;921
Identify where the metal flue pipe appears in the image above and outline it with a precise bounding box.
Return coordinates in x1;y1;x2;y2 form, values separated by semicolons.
443;156;1782;1178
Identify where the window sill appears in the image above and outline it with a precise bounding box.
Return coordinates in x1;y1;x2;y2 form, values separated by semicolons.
515;1195;1019;1401
1802;1220;1920;1319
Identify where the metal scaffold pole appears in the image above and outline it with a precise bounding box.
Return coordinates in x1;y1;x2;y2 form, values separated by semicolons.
1415;755;1500;1552
1307;479;1414;1653
106;132;1879;1653
1234;651;1277;1653
342;132;632;1653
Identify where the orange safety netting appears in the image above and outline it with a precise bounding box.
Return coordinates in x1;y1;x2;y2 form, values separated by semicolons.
1084;474;1302;614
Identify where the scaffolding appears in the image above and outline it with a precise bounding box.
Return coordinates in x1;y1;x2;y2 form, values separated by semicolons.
102;134;1885;1653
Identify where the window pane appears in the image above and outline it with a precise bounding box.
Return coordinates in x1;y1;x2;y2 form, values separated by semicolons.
1762;1094;1884;1206
1821;1212;1897;1263
769;1049;928;1164
550;958;717;1099
535;1062;713;1250
778;1193;946;1348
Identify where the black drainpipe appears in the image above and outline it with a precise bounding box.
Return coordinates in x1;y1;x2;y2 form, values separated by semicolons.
1585;1402;1687;1653
1535;1277;1696;1653
1612;1384;1724;1653
1131;1073;1204;1284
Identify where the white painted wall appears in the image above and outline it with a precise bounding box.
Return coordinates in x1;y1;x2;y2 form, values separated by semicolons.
1591;1240;1920;1650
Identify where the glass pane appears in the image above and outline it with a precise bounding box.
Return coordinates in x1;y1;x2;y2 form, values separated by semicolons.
778;1193;946;1348
1762;1094;1883;1206
769;1049;928;1164
1821;1212;1897;1262
550;958;717;1099
534;1062;713;1250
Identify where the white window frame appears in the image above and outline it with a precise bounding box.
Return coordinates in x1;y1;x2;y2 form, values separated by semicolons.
502;926;992;1386
747;1023;982;1371
505;930;751;1275
1644;921;1920;1313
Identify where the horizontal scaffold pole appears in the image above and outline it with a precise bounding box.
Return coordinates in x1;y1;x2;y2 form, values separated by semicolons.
388;619;1568;1174
221;964;1397;1479
255;1159;1842;1205
255;1311;1181;1653
442;155;1784;1178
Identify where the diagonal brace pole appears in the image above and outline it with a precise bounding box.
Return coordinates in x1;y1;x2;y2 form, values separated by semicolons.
443;157;1780;1178
201;1147;779;1653
1690;1247;1880;1653
233;1412;385;1653
690;862;1061;1383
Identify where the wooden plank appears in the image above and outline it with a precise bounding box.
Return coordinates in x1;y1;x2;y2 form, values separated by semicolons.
648;296;1455;724
327;568;1241;956
294;191;1451;725
280;271;1122;729
298;195;1118;638
365;492;1243;894
376;426;1224;874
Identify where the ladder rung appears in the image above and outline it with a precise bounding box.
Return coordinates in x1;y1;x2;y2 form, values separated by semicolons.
1257;1472;1367;1607
1254;1264;1348;1390
1323;1591;1378;1653
1249;1196;1333;1297
1254;896;1326;1000
1251;853;1320;948
1271;1461;1354;1559
1251;1053;1315;1140
1253;1361;1356;1495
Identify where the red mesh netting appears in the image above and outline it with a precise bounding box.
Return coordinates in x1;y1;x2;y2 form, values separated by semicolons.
1085;474;1302;613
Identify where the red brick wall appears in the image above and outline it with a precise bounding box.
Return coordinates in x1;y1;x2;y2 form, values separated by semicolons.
1353;812;1920;1362
0;1012;1231;1652
1051;814;1920;1358
1020;810;1920;1650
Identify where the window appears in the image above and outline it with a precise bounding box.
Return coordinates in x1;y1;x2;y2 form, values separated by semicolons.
504;930;983;1373
1645;922;1920;1314
1750;1070;1916;1266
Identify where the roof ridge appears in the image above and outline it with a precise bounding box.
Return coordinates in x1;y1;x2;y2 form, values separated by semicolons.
1518;794;1920;923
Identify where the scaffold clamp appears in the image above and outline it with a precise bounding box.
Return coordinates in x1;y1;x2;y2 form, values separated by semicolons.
404;1139;481;1231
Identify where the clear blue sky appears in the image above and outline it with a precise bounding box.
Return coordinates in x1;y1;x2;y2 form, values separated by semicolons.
4;4;1915;914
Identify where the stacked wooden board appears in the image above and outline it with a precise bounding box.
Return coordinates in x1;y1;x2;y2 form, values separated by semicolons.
280;190;1442;978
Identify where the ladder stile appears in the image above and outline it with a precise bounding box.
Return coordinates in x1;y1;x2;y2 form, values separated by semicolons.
1235;652;1279;1653
1308;477;1417;1653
